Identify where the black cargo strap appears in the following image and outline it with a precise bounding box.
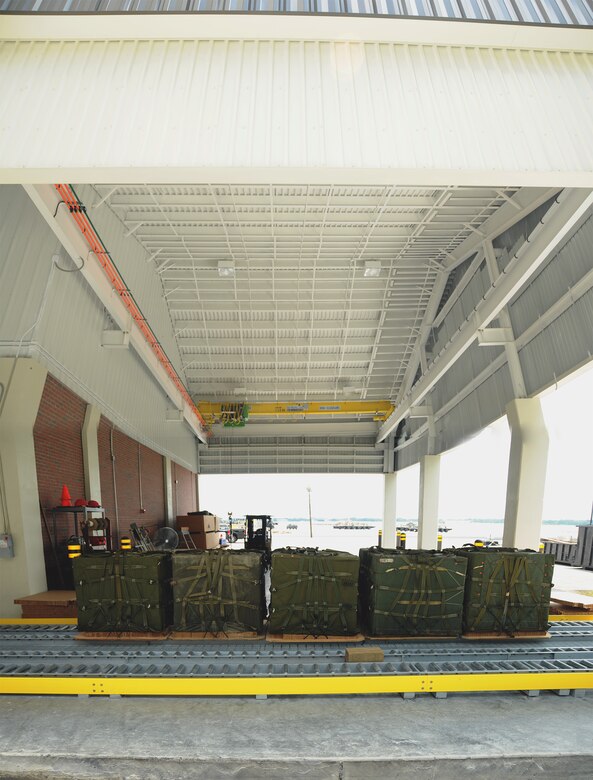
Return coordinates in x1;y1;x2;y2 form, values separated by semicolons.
470;555;541;635
274;554;352;637
175;552;262;633
76;555;163;632
373;557;464;633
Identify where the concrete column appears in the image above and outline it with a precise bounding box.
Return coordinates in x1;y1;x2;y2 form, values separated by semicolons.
383;472;397;549
503;398;549;549
418;454;441;550
163;456;174;526
81;404;102;505
0;358;48;616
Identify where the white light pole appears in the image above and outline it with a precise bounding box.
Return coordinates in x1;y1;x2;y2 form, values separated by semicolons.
307;487;313;538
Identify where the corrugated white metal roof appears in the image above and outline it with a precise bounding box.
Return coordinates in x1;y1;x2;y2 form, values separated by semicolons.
2;0;591;25
0;40;592;184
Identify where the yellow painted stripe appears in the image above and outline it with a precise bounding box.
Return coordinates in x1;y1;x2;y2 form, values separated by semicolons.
548;614;593;622
0;618;77;625
0;672;591;697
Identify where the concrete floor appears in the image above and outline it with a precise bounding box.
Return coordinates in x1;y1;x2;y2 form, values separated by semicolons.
552;564;593;592
1;692;592;779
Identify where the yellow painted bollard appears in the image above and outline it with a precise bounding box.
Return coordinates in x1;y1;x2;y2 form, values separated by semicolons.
67;543;81;559
474;539;484;548
120;536;132;551
400;532;406;550
539;543;545;554
437;534;443;552
378;529;383;549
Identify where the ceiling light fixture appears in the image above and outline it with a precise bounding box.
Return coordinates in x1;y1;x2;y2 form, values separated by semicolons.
364;260;382;278
218;260;235;278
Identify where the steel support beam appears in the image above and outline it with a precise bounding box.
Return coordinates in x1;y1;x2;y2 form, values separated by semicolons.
377;189;593;443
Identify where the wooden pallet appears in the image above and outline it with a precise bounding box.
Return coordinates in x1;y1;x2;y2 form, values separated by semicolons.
266;633;365;643
462;631;550;641
550;591;593;611
14;590;78;619
169;631;263;641
75;631;170;641
550;603;593;616
366;634;458;641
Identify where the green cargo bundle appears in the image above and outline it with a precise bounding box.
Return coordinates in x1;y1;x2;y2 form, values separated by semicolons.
72;552;171;632
172;549;266;633
457;547;554;635
269;548;359;636
359;547;468;637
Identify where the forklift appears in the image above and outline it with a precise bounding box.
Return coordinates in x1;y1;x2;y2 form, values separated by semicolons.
245;514;273;565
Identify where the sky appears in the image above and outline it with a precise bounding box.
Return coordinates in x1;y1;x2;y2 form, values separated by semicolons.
199;364;593;522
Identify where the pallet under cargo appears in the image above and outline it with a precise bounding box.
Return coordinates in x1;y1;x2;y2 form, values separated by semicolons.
75;632;170;641
266;633;365;643
73;629;551;641
170;631;263;641
462;631;551;640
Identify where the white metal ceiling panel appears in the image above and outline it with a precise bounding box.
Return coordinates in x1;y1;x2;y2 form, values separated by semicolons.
0;40;592;184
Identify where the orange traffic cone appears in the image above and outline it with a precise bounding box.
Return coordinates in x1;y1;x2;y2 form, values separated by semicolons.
60;484;72;507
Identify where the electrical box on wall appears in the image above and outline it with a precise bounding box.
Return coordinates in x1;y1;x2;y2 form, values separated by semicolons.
0;533;14;558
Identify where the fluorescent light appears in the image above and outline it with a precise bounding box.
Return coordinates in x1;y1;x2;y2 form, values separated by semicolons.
233;387;247;394
101;329;130;349
364;260;381;278
218;260;235;277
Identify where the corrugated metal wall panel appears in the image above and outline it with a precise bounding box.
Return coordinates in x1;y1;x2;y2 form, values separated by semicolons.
1;41;592;179
0;185;199;470
73;184;185;380
508;213;593;336
199;435;384;473
0;185;57;343
519;290;593;395
398;211;593;469
437;363;514;451
395;432;428;470
2;0;591;24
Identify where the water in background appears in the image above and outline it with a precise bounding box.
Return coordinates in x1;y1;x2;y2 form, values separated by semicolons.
266;519;581;555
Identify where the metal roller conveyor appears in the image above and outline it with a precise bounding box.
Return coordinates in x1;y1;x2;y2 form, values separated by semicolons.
0;623;592;696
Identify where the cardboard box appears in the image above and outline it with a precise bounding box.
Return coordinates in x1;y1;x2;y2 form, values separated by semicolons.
186;530;220;550
344;647;384;663
177;514;219;534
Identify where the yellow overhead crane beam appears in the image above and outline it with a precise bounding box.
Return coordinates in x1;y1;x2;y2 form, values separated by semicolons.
197;401;394;427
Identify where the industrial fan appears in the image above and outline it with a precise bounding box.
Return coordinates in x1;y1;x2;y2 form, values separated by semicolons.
153;527;179;551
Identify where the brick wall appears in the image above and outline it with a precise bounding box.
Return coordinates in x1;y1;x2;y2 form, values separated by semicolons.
32;374;197;585
98;418;166;543
172;461;197;517
34;375;87;588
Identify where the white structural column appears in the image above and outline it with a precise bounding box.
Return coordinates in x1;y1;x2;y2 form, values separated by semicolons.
418;455;441;549
81;404;102;505
383;472;398;549
163;457;174;526
502;398;549;549
0;358;48;616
